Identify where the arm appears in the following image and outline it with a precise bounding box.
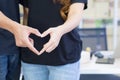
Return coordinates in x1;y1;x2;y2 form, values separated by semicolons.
0;11;41;54
39;3;85;54
59;3;84;34
0;11;19;33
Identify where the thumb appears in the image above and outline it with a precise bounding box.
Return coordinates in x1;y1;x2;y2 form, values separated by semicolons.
29;37;34;46
41;28;52;37
29;27;41;37
26;39;39;55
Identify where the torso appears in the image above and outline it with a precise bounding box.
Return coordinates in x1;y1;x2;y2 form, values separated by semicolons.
0;0;20;55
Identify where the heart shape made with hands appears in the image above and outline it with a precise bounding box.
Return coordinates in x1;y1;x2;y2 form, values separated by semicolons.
28;27;62;56
28;33;49;55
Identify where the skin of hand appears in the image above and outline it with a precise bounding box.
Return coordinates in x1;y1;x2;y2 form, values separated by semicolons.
39;3;84;55
13;24;41;55
0;11;41;54
39;26;64;55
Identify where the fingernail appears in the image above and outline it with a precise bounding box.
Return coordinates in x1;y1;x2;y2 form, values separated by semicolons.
41;34;44;37
38;53;42;55
38;52;42;55
38;33;42;37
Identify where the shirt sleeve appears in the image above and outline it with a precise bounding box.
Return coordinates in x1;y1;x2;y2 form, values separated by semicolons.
19;0;28;7
71;0;88;10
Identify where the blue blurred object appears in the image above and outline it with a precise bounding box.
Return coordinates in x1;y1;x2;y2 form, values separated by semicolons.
90;51;104;59
80;74;120;80
78;28;107;51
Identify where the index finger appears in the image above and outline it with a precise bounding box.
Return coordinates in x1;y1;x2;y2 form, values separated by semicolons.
39;46;46;55
26;42;39;55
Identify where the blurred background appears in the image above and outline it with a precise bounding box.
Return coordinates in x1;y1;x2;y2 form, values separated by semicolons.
78;0;120;80
81;0;120;51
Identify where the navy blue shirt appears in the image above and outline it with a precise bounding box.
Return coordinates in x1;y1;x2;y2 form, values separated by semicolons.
21;0;87;66
0;0;20;54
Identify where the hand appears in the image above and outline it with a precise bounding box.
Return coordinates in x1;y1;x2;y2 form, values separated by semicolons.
14;24;41;55
39;27;64;55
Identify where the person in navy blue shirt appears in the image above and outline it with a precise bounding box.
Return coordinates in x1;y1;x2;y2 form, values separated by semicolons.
0;1;21;80
0;0;41;80
21;0;88;80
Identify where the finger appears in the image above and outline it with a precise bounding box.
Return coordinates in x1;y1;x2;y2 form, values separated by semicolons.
39;41;52;55
29;27;41;37
39;44;49;55
26;39;39;55
44;39;54;53
39;43;50;55
41;28;52;37
39;47;46;55
29;38;34;45
28;44;39;55
46;45;55;53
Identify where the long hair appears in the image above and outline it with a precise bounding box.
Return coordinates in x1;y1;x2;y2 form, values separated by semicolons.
53;0;71;21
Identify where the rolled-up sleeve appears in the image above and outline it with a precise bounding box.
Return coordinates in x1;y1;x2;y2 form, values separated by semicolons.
71;0;88;9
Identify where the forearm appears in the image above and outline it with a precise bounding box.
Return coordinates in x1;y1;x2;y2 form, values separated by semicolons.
59;3;84;35
0;11;20;34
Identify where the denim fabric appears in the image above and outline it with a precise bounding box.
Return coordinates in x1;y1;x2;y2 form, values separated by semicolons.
22;60;80;80
0;53;20;80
